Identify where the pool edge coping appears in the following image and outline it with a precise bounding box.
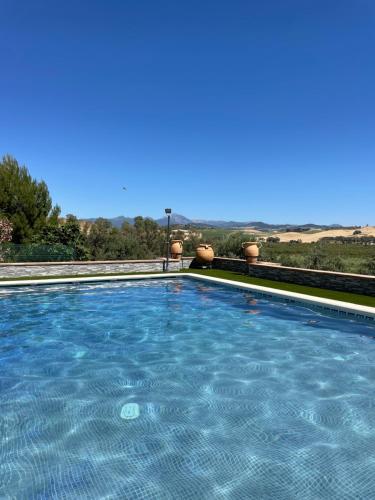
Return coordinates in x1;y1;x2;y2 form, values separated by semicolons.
0;272;374;320
185;273;375;321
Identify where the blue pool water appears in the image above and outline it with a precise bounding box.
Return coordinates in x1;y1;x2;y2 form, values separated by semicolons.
1;278;375;499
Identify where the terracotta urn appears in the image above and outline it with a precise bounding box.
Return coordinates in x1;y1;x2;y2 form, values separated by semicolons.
242;241;259;264
196;244;214;264
170;239;183;260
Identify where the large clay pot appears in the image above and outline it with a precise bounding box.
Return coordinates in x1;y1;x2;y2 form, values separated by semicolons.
242;242;259;264
196;244;214;264
170;239;183;260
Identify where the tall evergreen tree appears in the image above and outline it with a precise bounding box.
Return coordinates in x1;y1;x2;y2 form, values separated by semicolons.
0;155;58;242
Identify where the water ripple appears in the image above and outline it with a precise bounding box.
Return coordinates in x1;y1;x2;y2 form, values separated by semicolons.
1;278;375;499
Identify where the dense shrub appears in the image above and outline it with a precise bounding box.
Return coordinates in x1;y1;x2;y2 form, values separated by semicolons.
359;258;375;276
33;214;88;260
304;247;327;270
277;254;305;268
1;243;75;262
215;233;254;258
316;256;346;272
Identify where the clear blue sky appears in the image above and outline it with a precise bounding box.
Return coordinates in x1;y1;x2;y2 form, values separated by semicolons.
1;0;374;225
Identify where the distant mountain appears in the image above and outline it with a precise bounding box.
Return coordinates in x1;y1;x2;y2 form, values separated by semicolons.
81;214;348;231
84;216;135;228
106;216;135;228
156;214;194;226
157;216;347;230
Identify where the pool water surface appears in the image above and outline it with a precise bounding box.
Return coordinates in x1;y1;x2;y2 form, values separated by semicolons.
1;278;375;499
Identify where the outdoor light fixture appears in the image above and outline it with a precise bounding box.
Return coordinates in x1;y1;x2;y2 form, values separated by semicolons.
165;208;172;271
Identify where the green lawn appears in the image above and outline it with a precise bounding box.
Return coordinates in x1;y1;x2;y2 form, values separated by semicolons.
0;268;374;308
181;268;375;307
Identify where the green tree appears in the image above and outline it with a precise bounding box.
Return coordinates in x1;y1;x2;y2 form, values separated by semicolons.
86;218;124;260
132;216;166;258
84;217;167;261
34;214;89;260
0;155;59;242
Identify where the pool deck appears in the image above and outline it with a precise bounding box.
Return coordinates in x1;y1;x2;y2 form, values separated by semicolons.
1;272;374;322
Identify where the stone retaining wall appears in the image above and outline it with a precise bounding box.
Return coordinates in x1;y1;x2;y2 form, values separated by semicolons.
181;257;194;269
211;257;248;273
0;258;193;279
211;257;375;297
2;255;372;297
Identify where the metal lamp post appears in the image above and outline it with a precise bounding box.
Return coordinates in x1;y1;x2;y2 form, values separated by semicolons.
165;208;172;271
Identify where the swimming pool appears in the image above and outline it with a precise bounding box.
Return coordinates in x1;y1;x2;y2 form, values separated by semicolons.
1;277;375;499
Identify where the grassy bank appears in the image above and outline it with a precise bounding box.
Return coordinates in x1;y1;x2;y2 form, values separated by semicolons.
181;269;375;308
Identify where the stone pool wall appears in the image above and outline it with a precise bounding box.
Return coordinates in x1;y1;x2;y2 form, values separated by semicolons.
0;258;194;279
1;255;373;297
211;257;375;296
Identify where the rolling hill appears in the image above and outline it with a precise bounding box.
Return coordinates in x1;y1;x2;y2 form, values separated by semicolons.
82;214;352;231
